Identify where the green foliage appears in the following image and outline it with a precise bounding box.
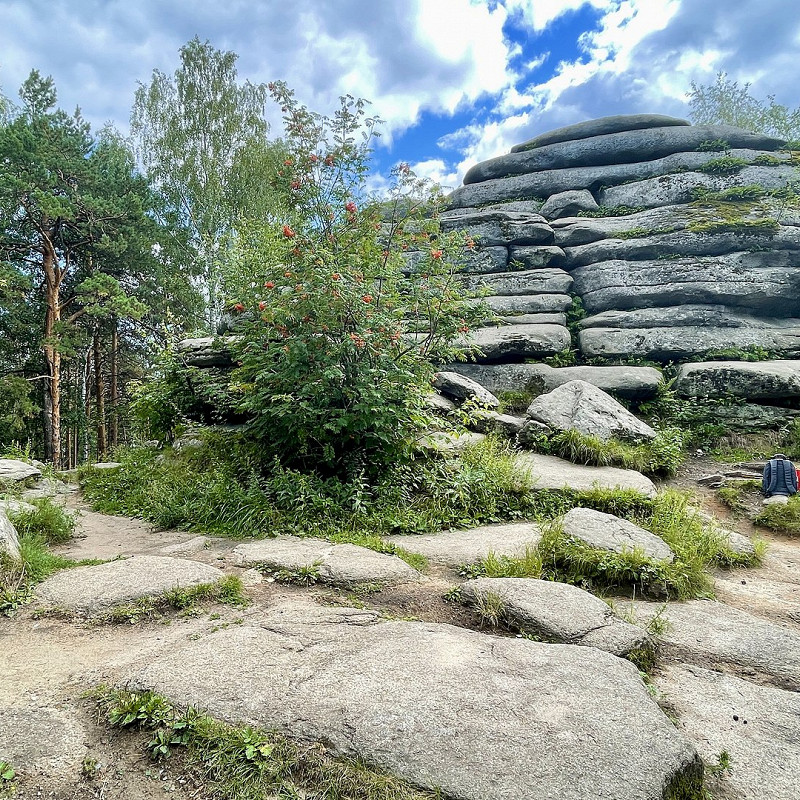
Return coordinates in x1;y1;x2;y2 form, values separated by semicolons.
577;205;645;218
103;576;247;624
98;687;440;799
688;217;779;236
544;427;687;477
218;83;486;477
695;156;749;175
691;184;766;202
0;377;39;447
688;72;800;139
696;139;730;152
497;390;533;414
542;348;578;367
8;497;76;544
754;495;800;534
752;153;782;166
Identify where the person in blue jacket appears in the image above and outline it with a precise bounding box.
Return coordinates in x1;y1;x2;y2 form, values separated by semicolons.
762;453;798;503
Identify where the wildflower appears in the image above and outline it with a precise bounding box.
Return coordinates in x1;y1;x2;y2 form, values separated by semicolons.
283;224;296;238
264;281;276;289
283;158;293;166
431;249;443;260
309;154;319;163
284;271;292;277
345;201;357;214
290;180;300;190
361;294;373;303
233;303;245;312
295;284;304;292
259;301;266;310
324;155;334;166
331;273;341;281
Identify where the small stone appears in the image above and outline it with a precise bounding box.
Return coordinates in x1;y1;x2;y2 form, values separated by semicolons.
432;371;499;408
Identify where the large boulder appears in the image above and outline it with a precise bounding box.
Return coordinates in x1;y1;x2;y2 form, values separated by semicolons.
526;380;657;442
439;209;554;245
580;325;800;361
0;510;21;562
433;371;500;407
674;360;800;399
463;268;573;296
483;293;572;315
511;114;691;151
461;577;653;659
599;165;797;209
0;459;41;484
539;189;598;220
523;363;663;400
448;149;791;209
463;125;784;184
563;225;800;270
579;305;800;331
177;337;236;368
133;598;702;800
571;251;800;316
507;245;567;269
465;324;570;362
560;507;675;563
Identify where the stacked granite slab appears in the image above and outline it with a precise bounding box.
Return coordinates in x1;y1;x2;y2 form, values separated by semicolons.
448;114;799;364
437;208;572;362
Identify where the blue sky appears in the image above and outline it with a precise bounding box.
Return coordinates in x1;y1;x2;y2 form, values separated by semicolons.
1;0;798;190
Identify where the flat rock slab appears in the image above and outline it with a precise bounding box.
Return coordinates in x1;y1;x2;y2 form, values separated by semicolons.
132;599;701;800
34;555;225;615
233;536;420;586
384;522;542;568
640;600;800;691
461;577;652;658
0;706;87;777
513;452;657;496
561;507;675;563
675;360;800;400
0;459;41;483
465;323;570;362
658;665;800;800
433;370;499;407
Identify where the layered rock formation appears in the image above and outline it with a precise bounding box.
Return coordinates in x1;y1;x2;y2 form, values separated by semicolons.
444;113;800;426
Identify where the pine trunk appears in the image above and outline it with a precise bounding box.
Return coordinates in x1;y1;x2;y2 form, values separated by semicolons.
93;331;107;461
109;319;119;449
42;243;62;469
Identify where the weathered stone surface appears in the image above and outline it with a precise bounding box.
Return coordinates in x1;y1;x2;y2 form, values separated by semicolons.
563;225;800;269
463;268;572;296
714;403;800;431
461;577;653;658
571;251;800;316
0;459;41;484
579;305;800;330
483;294;572;315
507;245;566;269
552;204;696;247
523;363;663;400
0;706;87;777
456;245;508;274
0;510;21;561
465;323;570;361
448;149;791;209
580;326;800;361
90;461;122;470
516;418;554;445
599;165;797;209
440;200;545;217
526;380;657;442
34;555;225;615
177;337;236;367
513;452;657;496
433;371;499;408
415;430;487;453
495;312;567;326
439;210;553;245
561;508;675;562
22;476;74;500
464;125;784;184
466;409;526;437
675;360;800;400
424;392;456;414
640;600;800;690
0;498;36;516
385;522;542;567
133;598;701;800
721;529;757;558
657;665;800;800
233;537;420;586
511;114;691;152
540;189;598;220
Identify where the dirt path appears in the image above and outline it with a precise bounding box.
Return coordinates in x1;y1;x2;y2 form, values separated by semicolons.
3;474;800;799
